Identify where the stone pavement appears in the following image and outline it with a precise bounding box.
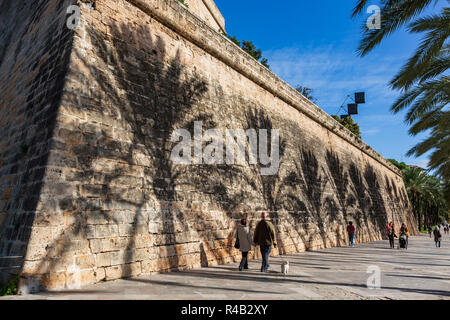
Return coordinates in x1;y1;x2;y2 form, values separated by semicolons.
2;234;449;300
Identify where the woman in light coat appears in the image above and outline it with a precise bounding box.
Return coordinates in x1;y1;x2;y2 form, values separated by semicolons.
237;218;253;271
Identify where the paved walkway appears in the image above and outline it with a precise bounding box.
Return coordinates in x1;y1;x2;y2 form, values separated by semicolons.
3;234;450;300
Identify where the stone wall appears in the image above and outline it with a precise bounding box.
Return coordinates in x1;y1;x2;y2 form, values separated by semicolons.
0;0;76;287
0;0;417;291
184;0;226;33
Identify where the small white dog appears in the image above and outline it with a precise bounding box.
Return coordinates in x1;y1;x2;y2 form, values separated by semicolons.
281;260;289;275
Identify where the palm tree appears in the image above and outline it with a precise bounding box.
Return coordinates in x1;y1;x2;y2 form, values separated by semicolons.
407;110;449;179
295;85;317;103
403;166;447;229
390;9;450;179
421;174;445;226
403;167;429;228
352;1;450;179
352;0;441;56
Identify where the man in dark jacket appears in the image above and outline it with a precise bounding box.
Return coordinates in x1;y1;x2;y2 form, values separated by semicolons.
253;211;277;272
433;227;442;247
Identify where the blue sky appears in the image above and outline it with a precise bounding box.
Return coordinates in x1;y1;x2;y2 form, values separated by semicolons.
214;0;447;168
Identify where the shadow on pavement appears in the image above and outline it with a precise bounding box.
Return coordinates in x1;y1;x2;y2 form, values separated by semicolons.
123;277;282;295
145;266;450;298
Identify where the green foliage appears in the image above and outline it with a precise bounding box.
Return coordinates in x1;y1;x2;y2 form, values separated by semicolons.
260;58;270;69
388;159;407;171
295;85;317;103
241;40;263;61
178;0;189;8
227;36;270;69
227;35;241;47
0;275;19;296
444;180;450;209
353;2;450;179
331;115;361;138
402;166;448;229
352;0;436;56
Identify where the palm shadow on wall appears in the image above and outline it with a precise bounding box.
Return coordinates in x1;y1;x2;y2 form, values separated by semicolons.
242;107;300;253
364;165;390;237
34;20;215;279
325;150;356;246
239;111;345;252
284;146;338;250
384;175;415;231
243;107;286;217
34;16;397;283
36;19;282;277
348;161;391;242
384;176;401;225
319;150;393;245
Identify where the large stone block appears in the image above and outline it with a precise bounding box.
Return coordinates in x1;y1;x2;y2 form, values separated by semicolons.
105;262;142;280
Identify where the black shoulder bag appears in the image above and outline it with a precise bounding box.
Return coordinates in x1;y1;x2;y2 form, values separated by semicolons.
234;230;240;249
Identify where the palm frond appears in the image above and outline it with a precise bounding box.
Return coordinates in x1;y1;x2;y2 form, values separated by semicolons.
352;0;370;17
390;85;424;114
357;0;436;56
391;76;450;120
390;12;450;91
404;77;450;123
408;109;443;135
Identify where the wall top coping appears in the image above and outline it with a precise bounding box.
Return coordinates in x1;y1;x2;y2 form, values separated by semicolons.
201;0;226;33
123;0;402;177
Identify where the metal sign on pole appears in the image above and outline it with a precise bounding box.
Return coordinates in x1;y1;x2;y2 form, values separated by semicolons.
355;92;366;104
335;92;366;117
348;103;358;115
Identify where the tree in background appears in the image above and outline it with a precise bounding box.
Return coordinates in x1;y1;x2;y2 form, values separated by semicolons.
227;36;270;69
352;1;449;180
331;115;361;138
227;35;241;47
388;159;408;171
295;85;317;103
444;181;450;219
403;166;448;230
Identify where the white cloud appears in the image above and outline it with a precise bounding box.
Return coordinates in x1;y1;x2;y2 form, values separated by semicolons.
265;44;431;168
361;128;380;135
265;45;408;115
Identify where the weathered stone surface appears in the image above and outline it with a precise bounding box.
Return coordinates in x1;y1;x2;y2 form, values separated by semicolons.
105;262;142;280
0;0;78;285
0;0;417;292
184;0;226;34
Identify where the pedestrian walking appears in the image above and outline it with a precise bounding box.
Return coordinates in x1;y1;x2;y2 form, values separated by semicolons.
433;227;442;248
253;211;277;273
236;218;253;271
387;222;397;249
428;226;432;238
386;222;393;234
399;223;409;248
347;221;356;247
